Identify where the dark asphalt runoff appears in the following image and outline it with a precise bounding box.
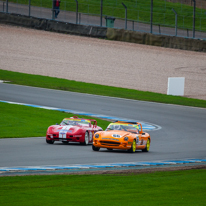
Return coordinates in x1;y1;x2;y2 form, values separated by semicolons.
0;83;206;168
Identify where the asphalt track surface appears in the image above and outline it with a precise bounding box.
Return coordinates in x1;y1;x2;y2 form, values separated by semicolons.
0;83;206;170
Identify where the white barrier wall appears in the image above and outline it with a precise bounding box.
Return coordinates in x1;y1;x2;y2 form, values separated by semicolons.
167;77;185;96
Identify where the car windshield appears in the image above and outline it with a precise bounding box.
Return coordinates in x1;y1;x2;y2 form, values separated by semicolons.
106;123;139;133
61;118;90;126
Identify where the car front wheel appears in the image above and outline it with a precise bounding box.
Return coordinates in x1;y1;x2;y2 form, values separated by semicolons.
83;131;89;145
46;139;54;144
128;140;136;153
92;144;100;151
142;139;150;152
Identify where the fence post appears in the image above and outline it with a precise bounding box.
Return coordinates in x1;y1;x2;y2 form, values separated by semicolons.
150;0;153;33
172;8;177;36
75;0;78;24
52;0;55;20
122;2;127;30
100;0;103;27
29;0;31;17
192;0;196;38
6;0;8;13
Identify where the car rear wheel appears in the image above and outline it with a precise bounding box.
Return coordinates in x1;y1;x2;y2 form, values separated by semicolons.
128;140;136;153
83;131;89;145
46;139;54;144
142;139;150;152
92;144;100;151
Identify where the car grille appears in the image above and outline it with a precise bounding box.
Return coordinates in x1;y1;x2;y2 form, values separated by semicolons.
100;141;120;146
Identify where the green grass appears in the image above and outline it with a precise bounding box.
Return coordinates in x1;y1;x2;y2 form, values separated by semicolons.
0;101;109;138
11;0;206;31
0;169;205;205
1;69;206;108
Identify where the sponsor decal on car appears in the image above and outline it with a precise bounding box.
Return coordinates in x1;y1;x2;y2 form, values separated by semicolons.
112;134;122;138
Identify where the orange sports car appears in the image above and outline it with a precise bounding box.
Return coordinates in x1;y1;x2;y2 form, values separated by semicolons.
92;121;151;153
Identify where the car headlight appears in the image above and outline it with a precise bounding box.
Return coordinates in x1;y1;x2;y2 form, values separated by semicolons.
124;136;128;141
95;134;99;138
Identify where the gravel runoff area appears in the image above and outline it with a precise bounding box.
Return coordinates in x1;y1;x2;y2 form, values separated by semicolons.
0;24;206;100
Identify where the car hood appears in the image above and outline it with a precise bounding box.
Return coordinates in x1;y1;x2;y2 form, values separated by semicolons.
51;125;81;133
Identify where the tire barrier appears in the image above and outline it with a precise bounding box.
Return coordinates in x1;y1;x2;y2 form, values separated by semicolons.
106;28;206;52
0;12;107;38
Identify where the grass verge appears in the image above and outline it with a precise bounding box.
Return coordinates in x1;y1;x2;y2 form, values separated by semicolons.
0;169;206;205
0;101;109;138
1;69;206;108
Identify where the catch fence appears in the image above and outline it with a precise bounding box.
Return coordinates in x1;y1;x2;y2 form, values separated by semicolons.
1;0;206;40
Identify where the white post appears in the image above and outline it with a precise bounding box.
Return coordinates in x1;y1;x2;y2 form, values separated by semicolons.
167;77;185;96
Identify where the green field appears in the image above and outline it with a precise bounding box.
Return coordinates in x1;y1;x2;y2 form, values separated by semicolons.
0;169;206;205
10;0;206;31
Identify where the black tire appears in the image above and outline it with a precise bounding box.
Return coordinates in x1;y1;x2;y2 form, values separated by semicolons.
92;144;100;151
83;131;89;145
46;139;54;144
62;141;69;145
128;140;136;153
107;148;113;151
142;139;150;152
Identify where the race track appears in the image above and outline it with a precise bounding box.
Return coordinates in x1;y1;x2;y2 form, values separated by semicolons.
0;83;205;169
0;24;205;172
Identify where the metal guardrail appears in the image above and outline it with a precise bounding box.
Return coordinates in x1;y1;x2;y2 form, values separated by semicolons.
0;0;206;40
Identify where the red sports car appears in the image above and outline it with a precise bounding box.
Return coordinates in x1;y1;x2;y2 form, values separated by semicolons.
46;116;103;145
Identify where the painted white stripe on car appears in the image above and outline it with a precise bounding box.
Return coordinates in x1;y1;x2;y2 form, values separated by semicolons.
58;126;73;139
